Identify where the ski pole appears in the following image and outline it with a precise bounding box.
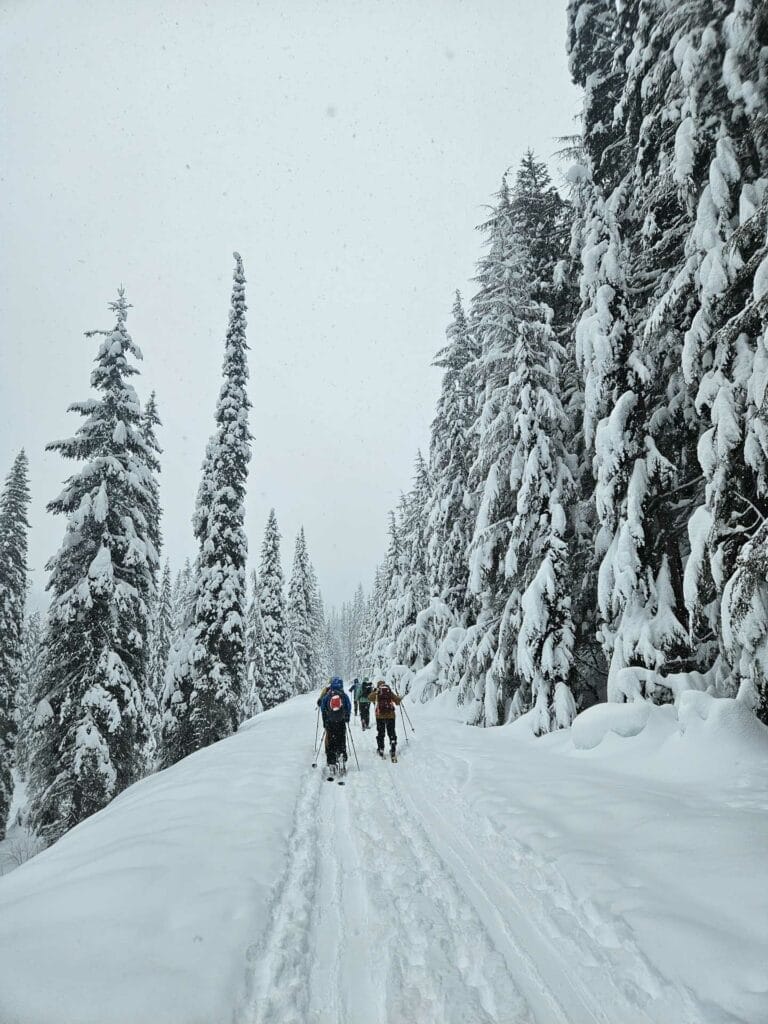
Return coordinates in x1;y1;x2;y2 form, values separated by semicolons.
312;729;326;768
398;703;410;744
314;706;320;749
400;700;415;732
393;688;415;733
346;722;360;771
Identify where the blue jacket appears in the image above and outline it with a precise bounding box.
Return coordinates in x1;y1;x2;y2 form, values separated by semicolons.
320;689;351;723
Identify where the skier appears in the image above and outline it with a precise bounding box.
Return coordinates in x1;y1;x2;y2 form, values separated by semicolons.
358;677;374;731
369;681;402;761
348;678;361;717
320;677;351;775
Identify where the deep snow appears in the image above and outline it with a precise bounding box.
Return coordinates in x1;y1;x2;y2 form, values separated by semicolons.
0;692;766;1024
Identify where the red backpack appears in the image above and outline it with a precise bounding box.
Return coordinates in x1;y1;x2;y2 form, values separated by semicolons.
377;685;394;716
326;691;345;721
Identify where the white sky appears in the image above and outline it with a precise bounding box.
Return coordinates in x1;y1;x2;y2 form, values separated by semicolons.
0;0;580;610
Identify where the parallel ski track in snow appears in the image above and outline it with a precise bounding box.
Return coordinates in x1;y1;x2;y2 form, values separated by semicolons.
400;751;710;1024
241;721;713;1024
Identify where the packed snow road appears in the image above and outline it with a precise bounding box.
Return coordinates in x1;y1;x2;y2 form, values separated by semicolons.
0;693;766;1024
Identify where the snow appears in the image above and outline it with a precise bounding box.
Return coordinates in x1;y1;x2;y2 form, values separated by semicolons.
1;693;767;1024
754;253;768;304
673;116;695;183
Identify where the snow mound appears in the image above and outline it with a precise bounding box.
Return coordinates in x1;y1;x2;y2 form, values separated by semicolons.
571;700;652;750
568;692;768;780
676;690;768;757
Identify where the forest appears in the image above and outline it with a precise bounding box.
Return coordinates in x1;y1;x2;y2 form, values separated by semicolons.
1;0;767;855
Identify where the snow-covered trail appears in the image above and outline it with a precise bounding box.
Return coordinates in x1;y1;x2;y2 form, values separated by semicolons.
239;702;760;1024
1;693;765;1024
243;736;538;1024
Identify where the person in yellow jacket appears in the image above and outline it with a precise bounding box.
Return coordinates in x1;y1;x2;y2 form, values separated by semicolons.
368;681;402;761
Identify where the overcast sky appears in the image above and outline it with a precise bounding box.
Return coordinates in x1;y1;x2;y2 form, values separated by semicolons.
0;0;580;610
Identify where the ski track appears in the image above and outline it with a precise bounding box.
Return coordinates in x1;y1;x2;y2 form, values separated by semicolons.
241;720;711;1024
241;768;323;1024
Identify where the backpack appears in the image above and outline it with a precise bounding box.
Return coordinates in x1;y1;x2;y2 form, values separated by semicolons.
377;685;394;716
362;680;373;699
326;691;345;722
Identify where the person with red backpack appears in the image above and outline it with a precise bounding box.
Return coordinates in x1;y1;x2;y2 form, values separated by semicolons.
369;681;402;761
319;677;351;776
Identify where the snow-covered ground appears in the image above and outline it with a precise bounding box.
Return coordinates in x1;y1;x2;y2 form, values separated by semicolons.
0;692;766;1024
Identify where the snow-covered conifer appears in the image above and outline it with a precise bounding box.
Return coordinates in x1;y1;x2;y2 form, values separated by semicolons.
172;559;194;638
148;560;173;710
29;292;156;843
160;254;252;764
13;610;42;782
426;294;480;624
287;528;323;694
0;451;30;837
140;391;163;586
257;509;292;709
243;570;266;718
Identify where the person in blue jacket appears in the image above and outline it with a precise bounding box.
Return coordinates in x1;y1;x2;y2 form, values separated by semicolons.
320;677;351;771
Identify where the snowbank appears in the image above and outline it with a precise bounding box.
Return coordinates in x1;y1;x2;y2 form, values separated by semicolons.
565;691;768;782
571;700;653;749
0;697;315;1024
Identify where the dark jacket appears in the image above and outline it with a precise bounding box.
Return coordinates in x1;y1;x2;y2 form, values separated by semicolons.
320;688;351;724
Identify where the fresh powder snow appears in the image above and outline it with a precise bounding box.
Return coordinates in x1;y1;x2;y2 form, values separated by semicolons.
1;692;766;1024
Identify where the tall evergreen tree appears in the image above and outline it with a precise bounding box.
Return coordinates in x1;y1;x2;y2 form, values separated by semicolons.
369;512;404;677
0;451;30;837
257;509;292;709
464;177;528;725
140;391;163;587
172;559;193;638
316;593;332;685
243;570;266;717
14;610;42;783
148;560;173;711
287;528;322;694
161;254;252;764
393;454;433;675
29;292;156;843
427;293;480;621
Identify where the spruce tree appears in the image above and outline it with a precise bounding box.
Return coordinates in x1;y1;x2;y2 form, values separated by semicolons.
172;559;193;637
148;560;173;709
505;262;576;732
14;610;42;782
316;593;332;685
243;570;266;717
29;292;156;843
140;391;163;585
465;178;527;725
0;451;30;838
370;512;404;677
257;509;292;709
161;253;252;764
287;528;322;694
427;293;480;622
393;453;432;675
